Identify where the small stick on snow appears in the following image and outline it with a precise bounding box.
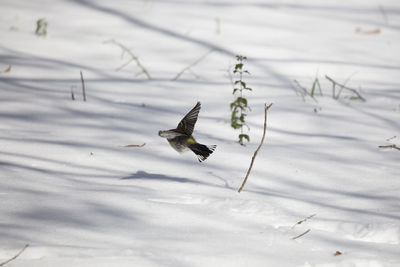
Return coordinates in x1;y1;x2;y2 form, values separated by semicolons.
238;103;273;193
291;229;311;240
172;49;214;81
0;244;29;266
104;39;151;80
0;65;11;73
290;214;316;229
80;71;87;102
124;143;146;148
71;86;75;101
379;144;400;151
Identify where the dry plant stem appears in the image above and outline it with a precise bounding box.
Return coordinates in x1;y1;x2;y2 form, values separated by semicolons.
379;144;400;151
291;214;316;229
71;88;75;101
325;75;366;101
238;103;273;193
293;80;318;103
292;229;311;240
104;39;151;80
334;251;343;256
0;244;29;266
172;49;214;81
336;71;358;98
124;143;146;148
0;65;11;73
80;71;86;102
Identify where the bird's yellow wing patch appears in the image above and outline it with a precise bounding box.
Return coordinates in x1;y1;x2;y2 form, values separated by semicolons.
186;137;196;144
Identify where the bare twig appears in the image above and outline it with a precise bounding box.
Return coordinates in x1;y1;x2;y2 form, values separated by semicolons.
238;103;273;193
0;66;11;73
116;58;134;72
172;49;214;81
124;143;146;148
355;27;381;35
0;244;29;266
334;251;343;256
325;75;366;101
291;229;311;240
80;71;86;102
104;39;151;79
379;144;400;151
291;214;316;229
70;86;75;101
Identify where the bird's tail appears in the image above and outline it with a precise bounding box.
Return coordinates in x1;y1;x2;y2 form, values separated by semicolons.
188;143;216;162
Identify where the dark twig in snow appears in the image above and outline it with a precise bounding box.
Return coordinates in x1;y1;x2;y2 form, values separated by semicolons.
379;144;400;151
292;229;311;240
291;214;316;229
124;143;146;148
172;49;214;81
238;103;273;193
80;71;86;102
104;39;151;80
0;244;29;266
334;251;343;256
70;86;76;101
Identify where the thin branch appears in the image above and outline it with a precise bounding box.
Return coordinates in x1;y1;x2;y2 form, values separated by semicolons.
334;251;343;256
172;49;214;81
0;244;29;266
80;71;86;102
124;143;146;148
0;65;11;73
292;229;311;240
355;27;381;35
116;58;134;72
291;214;316;229
104;39;151;80
379;144;400;151
238;103;273;193
325;75;366;101
70;86;75;101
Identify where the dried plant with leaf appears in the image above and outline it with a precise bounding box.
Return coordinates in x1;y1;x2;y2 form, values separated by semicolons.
230;55;252;145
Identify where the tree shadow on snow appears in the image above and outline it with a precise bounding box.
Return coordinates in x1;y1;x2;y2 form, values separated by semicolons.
123;170;204;184
121;170;232;189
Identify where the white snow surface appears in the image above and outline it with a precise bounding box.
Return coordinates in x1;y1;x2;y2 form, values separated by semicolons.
1;0;400;266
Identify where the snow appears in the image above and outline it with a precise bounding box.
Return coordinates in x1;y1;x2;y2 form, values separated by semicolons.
1;0;399;266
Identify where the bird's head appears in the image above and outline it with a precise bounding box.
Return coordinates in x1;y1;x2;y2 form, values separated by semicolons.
158;130;165;137
158;130;182;139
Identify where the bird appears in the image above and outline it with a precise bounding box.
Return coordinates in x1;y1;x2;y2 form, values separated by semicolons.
158;102;216;162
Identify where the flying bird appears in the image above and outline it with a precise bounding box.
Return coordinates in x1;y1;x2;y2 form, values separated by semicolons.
158;102;216;162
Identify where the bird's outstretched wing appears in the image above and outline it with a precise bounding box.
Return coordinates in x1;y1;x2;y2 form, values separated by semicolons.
176;102;201;135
